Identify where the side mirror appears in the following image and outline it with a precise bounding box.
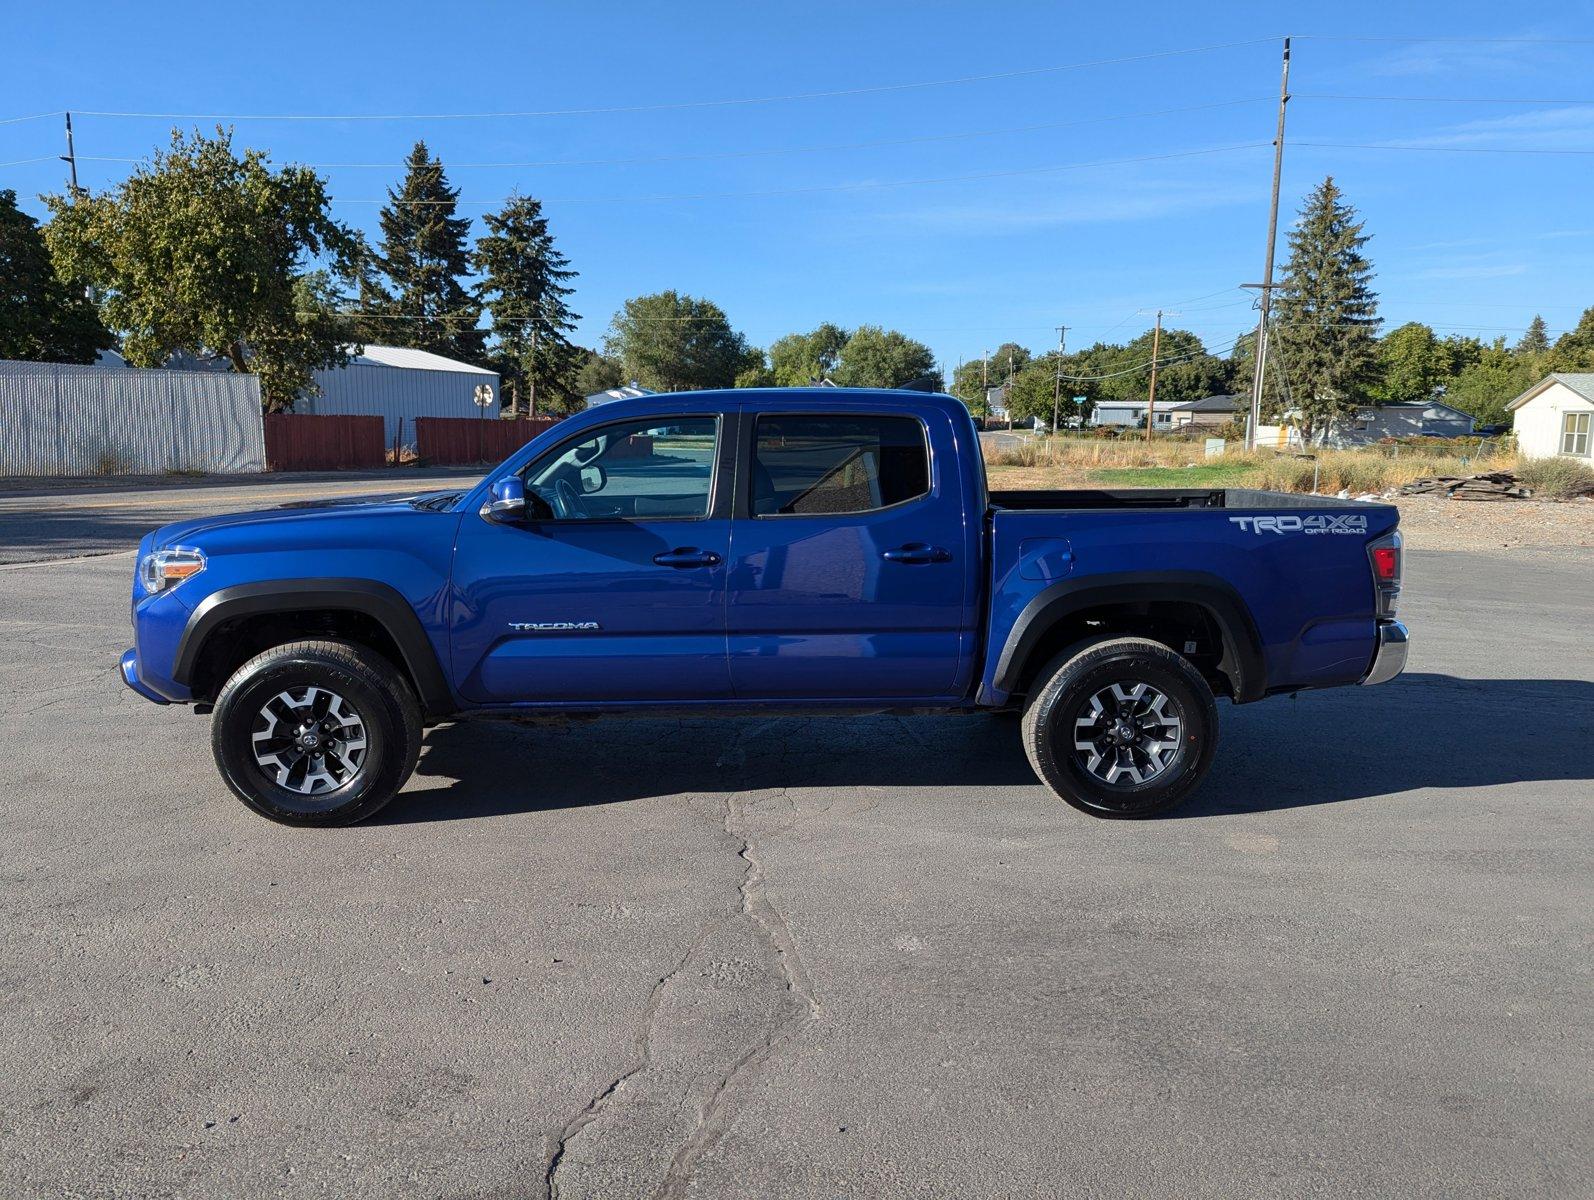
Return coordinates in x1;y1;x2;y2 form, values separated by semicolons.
579;464;607;495
482;477;528;523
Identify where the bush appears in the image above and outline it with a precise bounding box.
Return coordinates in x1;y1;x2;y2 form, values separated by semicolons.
1516;456;1594;499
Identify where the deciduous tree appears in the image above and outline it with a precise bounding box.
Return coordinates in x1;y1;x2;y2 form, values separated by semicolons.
767;323;849;386
0;189;111;363
831;326;939;389
44;128;358;410
604;291;748;391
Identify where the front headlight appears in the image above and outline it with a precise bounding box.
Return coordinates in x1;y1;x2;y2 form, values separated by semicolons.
139;547;206;594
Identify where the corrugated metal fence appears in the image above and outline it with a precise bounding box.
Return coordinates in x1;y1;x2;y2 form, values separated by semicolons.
0;359;265;476
415;417;559;465
264;414;386;471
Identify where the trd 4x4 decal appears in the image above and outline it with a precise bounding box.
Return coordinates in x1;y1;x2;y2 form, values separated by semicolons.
1229;514;1369;536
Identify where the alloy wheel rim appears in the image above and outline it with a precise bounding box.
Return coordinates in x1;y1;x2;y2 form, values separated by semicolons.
251;686;368;795
1072;681;1183;786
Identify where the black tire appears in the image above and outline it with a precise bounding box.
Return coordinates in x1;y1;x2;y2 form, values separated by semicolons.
1020;636;1217;819
210;640;422;826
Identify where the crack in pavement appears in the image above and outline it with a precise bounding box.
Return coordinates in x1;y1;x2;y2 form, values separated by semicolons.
653;784;821;1200
544;921;716;1200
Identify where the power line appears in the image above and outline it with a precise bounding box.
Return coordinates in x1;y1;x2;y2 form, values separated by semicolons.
23;38;1276;126
50;97;1271;172
321;144;1271;206
1297;93;1594;105
1292;140;1594;156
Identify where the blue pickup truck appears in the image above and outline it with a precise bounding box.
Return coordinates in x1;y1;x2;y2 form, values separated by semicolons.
121;388;1407;825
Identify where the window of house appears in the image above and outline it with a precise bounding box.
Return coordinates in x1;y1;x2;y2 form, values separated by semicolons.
751;415;930;516
1561;412;1591;457
523;417;717;519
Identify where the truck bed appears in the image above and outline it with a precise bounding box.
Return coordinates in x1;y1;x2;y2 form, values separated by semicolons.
980;488;1400;706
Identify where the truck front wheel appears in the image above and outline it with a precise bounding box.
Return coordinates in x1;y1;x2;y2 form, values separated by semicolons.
1020;637;1217;819
210;640;423;826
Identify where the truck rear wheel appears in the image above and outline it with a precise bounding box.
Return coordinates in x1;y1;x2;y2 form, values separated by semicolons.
1021;637;1217;819
210;640;422;826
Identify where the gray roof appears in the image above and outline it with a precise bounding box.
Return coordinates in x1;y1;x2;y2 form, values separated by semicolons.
1167;394;1239;413
1506;373;1594;411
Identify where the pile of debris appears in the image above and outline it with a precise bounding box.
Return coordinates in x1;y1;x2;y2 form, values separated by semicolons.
1400;471;1532;501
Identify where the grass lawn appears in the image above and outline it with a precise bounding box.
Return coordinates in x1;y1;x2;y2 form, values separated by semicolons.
1086;463;1263;488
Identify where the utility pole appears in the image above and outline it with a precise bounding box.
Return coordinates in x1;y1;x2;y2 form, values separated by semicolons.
1145;310;1163;442
1246;37;1291;450
1006;348;1015;429
1051;325;1068;435
61;112;79;195
527;326;538;419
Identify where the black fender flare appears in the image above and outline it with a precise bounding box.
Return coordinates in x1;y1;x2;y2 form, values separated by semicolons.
172;579;455;718
990;571;1267;703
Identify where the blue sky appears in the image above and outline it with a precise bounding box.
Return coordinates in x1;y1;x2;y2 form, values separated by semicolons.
5;1;1594;374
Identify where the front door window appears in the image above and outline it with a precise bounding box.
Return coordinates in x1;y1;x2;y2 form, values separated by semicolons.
525;417;718;520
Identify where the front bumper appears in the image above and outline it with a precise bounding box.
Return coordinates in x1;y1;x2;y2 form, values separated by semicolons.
120;649;171;705
1361;620;1409;686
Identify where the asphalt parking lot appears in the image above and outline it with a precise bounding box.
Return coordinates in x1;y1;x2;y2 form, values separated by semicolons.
1;478;1590;1198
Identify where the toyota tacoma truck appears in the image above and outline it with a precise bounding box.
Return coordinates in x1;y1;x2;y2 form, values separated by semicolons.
121;388;1407;825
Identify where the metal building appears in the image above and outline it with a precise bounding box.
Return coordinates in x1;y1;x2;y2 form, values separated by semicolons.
0;358;264;477
303;346;499;449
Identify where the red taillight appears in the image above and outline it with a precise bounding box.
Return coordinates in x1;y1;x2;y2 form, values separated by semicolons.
1367;531;1402;619
1371;545;1399;581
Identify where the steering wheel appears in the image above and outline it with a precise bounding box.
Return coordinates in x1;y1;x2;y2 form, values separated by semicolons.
552;477;583;519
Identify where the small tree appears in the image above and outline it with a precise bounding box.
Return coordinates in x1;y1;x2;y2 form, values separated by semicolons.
1264;177;1381;441
44;128;359;410
832;326;939;389
1516;314;1550;358
604;291;748;391
474;192;582;414
1005;359;1083;428
0;189;112;363
360;142;484;363
574;349;623;398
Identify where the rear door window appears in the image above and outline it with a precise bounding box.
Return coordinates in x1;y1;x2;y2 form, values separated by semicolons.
751;415;929;516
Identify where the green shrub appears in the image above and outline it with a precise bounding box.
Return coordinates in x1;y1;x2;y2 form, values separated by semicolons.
1516;456;1594;499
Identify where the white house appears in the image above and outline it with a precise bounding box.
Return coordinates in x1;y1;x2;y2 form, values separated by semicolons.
1089;399;1173;430
585;383;654;409
1507;373;1594;460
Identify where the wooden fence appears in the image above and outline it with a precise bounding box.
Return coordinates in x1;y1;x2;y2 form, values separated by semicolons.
264;413;385;472
414;416;559;465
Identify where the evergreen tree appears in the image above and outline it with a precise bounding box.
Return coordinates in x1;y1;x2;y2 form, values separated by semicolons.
574;348;623;397
474;192;581;414
1516;314;1550;357
1551;306;1594;370
0;189;112;363
361;141;483;362
1265;177;1381;441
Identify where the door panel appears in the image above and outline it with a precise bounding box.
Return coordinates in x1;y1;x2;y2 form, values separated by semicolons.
451;414;731;705
727;412;969;700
